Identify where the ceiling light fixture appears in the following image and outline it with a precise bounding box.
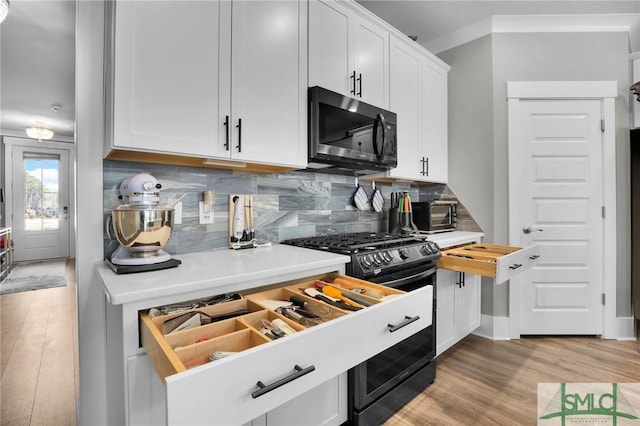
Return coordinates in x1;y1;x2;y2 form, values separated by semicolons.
0;0;10;24
26;122;54;141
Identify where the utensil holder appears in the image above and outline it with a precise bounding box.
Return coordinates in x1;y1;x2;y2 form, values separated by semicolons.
388;208;418;235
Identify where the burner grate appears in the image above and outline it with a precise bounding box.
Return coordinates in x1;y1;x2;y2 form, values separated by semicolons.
283;232;429;253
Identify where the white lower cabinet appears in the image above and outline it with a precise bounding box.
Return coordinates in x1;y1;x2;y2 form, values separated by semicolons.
127;354;346;426
112;273;432;425
436;269;480;356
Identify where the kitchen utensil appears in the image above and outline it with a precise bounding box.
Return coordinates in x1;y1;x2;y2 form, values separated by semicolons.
314;280;374;307
208;351;237;362
271;318;297;335
232;195;244;242
302;288;360;311
260;319;286;339
322;285;366;309
352;178;368;211
370;181;384;213
289;296;339;320
276;306;322;326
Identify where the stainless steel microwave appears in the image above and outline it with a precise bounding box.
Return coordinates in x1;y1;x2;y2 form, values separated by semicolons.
412;200;458;232
308;86;397;175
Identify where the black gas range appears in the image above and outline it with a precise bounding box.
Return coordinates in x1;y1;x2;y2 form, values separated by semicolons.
282;232;440;281
283;232;439;425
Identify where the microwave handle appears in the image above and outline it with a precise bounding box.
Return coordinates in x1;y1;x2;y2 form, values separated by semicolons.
372;113;387;161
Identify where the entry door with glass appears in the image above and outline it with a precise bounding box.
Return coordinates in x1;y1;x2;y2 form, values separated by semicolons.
12;146;70;261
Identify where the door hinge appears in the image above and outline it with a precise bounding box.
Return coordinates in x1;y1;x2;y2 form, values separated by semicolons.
602;206;605;219
601;119;605;132
601;293;605;305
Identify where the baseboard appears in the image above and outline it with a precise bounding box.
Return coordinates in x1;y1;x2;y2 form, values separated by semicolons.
472;314;511;340
615;316;636;341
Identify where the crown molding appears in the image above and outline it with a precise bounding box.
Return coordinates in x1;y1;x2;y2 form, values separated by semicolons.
426;13;640;54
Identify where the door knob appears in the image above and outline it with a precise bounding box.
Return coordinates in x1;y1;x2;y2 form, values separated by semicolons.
522;226;543;234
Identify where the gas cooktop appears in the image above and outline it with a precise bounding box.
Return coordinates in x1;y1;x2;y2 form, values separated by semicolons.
282;232;441;279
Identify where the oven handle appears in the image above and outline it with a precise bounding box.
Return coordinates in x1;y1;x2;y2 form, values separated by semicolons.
377;265;437;288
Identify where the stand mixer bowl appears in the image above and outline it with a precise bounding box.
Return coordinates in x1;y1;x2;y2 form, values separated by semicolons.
112;205;174;258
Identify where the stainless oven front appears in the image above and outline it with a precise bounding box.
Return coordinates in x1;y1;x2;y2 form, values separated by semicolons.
348;263;437;425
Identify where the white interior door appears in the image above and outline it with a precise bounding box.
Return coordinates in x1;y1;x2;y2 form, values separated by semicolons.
510;98;604;335
11;146;70;261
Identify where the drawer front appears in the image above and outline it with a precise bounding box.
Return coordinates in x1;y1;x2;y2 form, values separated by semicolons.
143;285;432;425
495;244;540;284
437;243;539;283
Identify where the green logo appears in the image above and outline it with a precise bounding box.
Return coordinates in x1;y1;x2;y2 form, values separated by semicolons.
539;383;640;425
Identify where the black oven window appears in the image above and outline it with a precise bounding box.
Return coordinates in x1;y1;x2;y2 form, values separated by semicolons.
365;326;434;393
431;205;452;226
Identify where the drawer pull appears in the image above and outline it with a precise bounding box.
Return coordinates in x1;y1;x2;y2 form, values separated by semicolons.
251;364;315;399
509;263;523;270
388;315;420;333
529;255;540;261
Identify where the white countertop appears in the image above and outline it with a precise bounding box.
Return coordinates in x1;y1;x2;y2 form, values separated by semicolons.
426;231;484;248
98;244;350;306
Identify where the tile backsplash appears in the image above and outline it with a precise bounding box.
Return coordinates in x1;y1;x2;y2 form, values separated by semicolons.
103;160;481;257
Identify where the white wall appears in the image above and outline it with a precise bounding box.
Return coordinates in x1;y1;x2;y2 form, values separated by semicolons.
440;31;632;318
76;1;109;424
438;36;497;316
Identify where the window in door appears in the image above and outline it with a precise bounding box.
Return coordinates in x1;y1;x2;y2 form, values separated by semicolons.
23;156;60;232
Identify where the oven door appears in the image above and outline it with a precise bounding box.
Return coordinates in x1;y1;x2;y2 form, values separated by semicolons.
349;263;436;411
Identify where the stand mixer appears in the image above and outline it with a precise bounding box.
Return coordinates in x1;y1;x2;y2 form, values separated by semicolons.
108;173;180;273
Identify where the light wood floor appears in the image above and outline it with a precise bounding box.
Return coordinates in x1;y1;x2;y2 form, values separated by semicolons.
1;263;638;426
0;259;78;426
386;331;640;425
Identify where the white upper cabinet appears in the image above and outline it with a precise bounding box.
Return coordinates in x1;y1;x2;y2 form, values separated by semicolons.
228;1;306;166
420;59;448;183
111;1;221;157
109;0;306;168
387;37;421;179
376;35;449;182
309;0;389;108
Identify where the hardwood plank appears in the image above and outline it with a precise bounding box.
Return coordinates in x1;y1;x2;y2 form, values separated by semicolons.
385;335;640;425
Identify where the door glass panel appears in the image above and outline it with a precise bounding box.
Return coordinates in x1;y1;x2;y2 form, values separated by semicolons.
23;157;60;231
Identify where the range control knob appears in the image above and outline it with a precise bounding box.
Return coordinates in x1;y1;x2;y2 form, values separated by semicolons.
420;245;430;256
381;251;393;263
398;248;409;260
360;254;374;268
372;253;383;265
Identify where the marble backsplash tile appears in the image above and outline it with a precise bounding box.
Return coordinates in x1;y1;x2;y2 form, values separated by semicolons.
104;160;481;257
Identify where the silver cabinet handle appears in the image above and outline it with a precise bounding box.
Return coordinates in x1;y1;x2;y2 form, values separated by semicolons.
251;365;315;399
388;315;420;333
523;226;543;234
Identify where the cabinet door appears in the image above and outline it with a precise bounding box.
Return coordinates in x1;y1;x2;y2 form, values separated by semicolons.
420;60;448;183
387;37;421;180
266;374;347;426
113;1;222;157
309;0;352;97
454;273;481;338
230;0;306;167
436;269;456;356
353;15;389;108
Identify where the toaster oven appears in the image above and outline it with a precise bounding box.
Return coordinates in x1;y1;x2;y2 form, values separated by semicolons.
412;200;457;233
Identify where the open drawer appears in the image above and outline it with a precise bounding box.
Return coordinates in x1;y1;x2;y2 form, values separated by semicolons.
139;274;432;425
436;243;540;284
